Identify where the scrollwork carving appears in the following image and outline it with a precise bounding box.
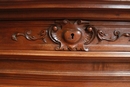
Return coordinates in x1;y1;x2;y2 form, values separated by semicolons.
48;20;96;51
97;30;130;42
11;19;130;51
97;30;120;42
12;30;47;43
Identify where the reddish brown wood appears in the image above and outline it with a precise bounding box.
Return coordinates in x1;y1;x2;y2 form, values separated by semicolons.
0;1;130;21
48;20;95;51
10;20;130;51
1;0;130;87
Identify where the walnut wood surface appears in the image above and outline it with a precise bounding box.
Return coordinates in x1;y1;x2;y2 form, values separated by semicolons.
0;1;130;21
1;21;130;51
1;51;130;86
1;0;130;87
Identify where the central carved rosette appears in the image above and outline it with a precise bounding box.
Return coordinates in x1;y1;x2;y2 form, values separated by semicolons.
49;20;96;51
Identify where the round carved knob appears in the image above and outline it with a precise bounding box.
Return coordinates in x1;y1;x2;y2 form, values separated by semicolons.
64;30;82;44
53;26;58;32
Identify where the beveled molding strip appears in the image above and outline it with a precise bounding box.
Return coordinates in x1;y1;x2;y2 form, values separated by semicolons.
12;20;130;51
1;69;130;82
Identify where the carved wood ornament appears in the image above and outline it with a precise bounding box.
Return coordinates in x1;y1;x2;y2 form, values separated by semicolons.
12;20;130;51
48;20;96;51
12;30;47;43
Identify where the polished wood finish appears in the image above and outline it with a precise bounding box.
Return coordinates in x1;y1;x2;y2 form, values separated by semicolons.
1;0;130;87
1;1;130;21
1;20;130;51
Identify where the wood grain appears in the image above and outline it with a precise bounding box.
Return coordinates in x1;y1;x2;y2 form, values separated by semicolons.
0;0;130;87
0;1;130;21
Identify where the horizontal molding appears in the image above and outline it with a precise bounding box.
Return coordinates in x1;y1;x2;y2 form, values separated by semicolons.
0;1;130;20
0;9;130;21
1;50;130;57
0;50;130;62
0;1;130;9
1;69;130;81
0;85;44;87
1;69;130;76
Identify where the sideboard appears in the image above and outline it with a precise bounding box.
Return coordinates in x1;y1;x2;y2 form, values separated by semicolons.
0;0;130;87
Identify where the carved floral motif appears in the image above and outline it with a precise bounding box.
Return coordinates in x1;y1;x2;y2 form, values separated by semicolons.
12;30;47;43
97;30;130;42
12;20;130;51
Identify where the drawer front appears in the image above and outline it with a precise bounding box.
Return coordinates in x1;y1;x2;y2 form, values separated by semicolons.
1;20;130;52
1;1;130;87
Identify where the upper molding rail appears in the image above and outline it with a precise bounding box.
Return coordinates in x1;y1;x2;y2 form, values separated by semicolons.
0;1;130;9
1;1;130;21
